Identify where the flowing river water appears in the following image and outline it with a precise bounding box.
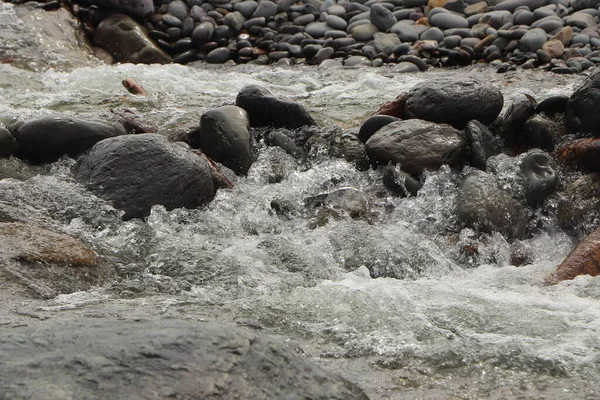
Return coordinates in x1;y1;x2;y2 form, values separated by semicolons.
1;5;600;397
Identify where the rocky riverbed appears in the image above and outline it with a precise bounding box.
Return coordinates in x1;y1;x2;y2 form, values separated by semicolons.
2;1;600;399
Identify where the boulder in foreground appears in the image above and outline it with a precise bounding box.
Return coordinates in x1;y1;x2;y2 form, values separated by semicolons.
546;225;600;284
566;67;600;136
0;319;370;400
74;134;214;220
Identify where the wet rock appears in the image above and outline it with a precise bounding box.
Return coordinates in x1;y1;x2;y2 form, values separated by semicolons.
555;138;600;171
374;32;401;56
456;171;527;238
546;225;600;284
236;85;316;129
0;319;369;400
206;47;232;63
381;164;422;197
86;0;153;17
305;187;369;220
93;14;171;64
365;119;466;176
535;95;569;115
392;62;421;73
10;115;126;163
429;12;469;30
358;115;400;143
496;93;537;145
375;93;407;119
329;130;370;171
0;128;18;157
195;106;254;175
0;157;37;181
557;173;600;232
74;134;214;220
191;22;214;43
370;4;397;32
0;222;114;299
404;78;503;128
521;114;566;151
519;28;548;52
566;67;600;135
520;151;558;206
465;120;501;170
266;129;306;159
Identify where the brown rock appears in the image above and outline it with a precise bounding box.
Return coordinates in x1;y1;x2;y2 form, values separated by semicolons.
542;39;565;58
465;1;488;16
375;93;407;119
552;26;573;46
546;225;600;284
428;0;450;8
0;222;114;298
555;138;600;171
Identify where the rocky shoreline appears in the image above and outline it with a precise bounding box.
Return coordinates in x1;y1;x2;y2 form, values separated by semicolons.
6;0;599;73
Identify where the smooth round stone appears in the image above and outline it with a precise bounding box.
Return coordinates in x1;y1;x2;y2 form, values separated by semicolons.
326;15;348;30
234;1;258;18
306;22;329;38
223;11;245;32
566;12;597;29
324;30;348;39
312;46;335;63
392;61;421;72
344;55;371;66
318;59;343;69
461;37;481;47
192;22;214;43
533;7;557;20
162;14;182;27
391;22;419;42
572;33;591;45
444;34;463;48
349;11;370;24
328;5;346;16
420;27;444;42
514;10;535;25
206;47;231;63
536;19;564;33
253;0;277;18
374;32;401;55
403;0;428;6
268;51;289;60
166;27;182;40
332;37;356;48
352;24;379;41
190;5;206;20
243;17;266;30
370;3;397;31
519;28;548;52
591;37;600;47
430;12;468;29
173;49;197;64
173;37;193;52
302;44;322;58
398;54;429;70
521;152;558;206
167;0;189;20
479;11;513;29
294;14;315;25
181;17;194;36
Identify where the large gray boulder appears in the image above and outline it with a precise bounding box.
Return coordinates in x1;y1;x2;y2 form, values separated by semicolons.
456;171;527;238
0;319;369;400
10;115;126;163
404;79;503;128
74;134;214;220
194;106;255;175
236;85;316;129
365;119;466;176
566;67;600;136
93;14;171;64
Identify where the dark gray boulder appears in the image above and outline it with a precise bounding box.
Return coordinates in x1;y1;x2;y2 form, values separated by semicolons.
365;119;466;176
10;115;126;163
194;106;254;175
456;171;527;238
93;14;171;64
358;115;399;143
73;134;214;220
381;164;422;197
404;79;503;128
0;127;18;157
566;67;600;135
497;93;537;144
465;120;501;170
0;319;369;400
236;85;316;129
520;151;558;206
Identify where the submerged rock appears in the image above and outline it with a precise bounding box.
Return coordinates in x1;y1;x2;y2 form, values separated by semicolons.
365;119;466;176
0;128;18;157
10;115;126;163
566;67;600;135
520;151;558;206
74;134;214;220
0;222;114;299
465;120;501;170
0;319;369;400
404;78;503;128
555;138;600;171
236;85;316;129
456;171;527;238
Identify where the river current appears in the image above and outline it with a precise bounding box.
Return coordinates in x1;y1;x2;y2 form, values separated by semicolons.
1;46;600;398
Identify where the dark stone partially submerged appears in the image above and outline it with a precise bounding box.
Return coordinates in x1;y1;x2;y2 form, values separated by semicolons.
0;319;370;400
566;67;600;135
74;134;214;220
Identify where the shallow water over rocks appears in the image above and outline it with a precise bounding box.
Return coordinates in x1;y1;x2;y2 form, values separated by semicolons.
1;17;600;397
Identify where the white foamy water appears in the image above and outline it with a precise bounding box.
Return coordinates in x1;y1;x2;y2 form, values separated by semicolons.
1;60;599;399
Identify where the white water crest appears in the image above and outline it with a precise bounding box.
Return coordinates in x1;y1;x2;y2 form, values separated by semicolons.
2;58;600;399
